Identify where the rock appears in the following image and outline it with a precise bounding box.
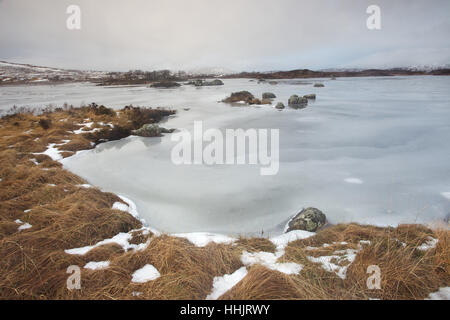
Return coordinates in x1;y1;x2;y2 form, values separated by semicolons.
288;95;308;109
268;81;278;85
262;92;276;99
132;124;174;137
303;94;316;100
275;102;285;109
260;98;272;105
286;207;326;232
150;81;181;88
205;79;224;86
222;91;255;104
314;83;325;87
331;76;337;80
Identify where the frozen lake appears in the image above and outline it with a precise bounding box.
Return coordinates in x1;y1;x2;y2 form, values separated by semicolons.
2;77;450;235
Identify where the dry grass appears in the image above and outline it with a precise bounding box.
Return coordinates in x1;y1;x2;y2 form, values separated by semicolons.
0;106;448;300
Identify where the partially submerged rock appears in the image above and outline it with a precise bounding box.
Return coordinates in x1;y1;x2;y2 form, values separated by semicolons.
150;81;181;88
303;94;316;100
314;83;325;87
222;91;271;105
262;92;276;99
132;124;174;137
288;95;308;109
286;207;327;232
275;102;285;109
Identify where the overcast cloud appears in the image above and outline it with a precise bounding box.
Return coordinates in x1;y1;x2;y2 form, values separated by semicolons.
0;0;449;71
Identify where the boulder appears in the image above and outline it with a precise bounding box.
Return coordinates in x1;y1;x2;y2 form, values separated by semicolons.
303;94;316;100
132;124;174;137
275;102;285;109
286;207;326;232
314;83;325;87
222;91;255;104
288;95;308;109
262;92;276;99
205;79;224;86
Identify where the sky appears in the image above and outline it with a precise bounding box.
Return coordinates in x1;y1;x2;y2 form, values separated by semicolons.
0;0;449;72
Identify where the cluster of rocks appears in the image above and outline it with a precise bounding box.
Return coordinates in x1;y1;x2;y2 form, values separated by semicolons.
314;83;325;87
187;79;224;86
286;207;327;233
221;91;273;105
274;93;316;110
132;124;175;137
150;81;181;88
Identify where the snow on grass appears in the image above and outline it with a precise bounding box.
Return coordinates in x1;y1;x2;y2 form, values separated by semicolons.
270;230;315;252
417;236;438;251
426;287;450;300
84;261;110;270
117;195;139;218
441;192;450;200
238;230;315;275
307;248;359;280
18;222;32;231
15;219;32;231
206;267;248;300
112;201;129;212
131;264;160;283
173;232;236;247
33;143;63;161
73;127;101;135
76;184;92;188
241;250;303;275
65;231;149;255
344;177;363;184
29;158;39;165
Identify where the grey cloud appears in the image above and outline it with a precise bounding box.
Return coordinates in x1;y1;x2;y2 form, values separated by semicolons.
0;0;449;71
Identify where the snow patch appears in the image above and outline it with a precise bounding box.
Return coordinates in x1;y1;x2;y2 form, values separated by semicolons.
241;250;303;275
307;248;359;280
84;261;110;270
117;195;139;218
18;222;32;231
76;184;92;188
131;264;160;283
173;232;236;247
270;230;315;252
206;267;248;300
33;143;63;161
417;236;438;251
426;287;450;300
65;231;150;255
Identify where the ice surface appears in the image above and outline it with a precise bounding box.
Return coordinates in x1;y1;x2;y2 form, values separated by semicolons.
3;77;450;235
